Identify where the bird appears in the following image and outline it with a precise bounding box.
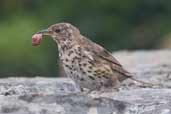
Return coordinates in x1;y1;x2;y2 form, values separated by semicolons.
32;22;153;92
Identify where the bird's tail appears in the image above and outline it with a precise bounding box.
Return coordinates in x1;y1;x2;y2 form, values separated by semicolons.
129;76;154;87
124;72;159;87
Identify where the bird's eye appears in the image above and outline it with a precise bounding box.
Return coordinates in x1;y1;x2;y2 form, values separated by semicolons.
55;29;61;33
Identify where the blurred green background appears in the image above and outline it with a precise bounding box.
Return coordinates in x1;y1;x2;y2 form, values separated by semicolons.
0;0;171;77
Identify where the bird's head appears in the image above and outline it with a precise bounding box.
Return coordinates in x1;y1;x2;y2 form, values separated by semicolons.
32;23;80;46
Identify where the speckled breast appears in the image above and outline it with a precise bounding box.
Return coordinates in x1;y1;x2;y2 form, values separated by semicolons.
60;46;114;90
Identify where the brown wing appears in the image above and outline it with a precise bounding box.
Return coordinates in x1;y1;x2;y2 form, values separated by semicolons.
80;36;132;80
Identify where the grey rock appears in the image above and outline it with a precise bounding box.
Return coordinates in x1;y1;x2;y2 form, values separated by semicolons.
0;50;171;114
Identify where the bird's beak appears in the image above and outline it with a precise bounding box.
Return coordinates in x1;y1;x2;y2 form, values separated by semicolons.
37;29;50;35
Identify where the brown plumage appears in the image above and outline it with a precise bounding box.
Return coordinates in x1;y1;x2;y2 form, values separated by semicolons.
32;22;152;92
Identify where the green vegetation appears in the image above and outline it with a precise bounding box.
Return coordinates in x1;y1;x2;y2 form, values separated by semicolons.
0;0;171;76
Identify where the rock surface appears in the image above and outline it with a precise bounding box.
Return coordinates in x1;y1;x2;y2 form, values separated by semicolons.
0;50;171;114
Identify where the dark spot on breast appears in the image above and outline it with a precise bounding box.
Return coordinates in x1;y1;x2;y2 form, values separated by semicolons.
68;50;74;56
89;66;93;69
106;69;110;72
102;75;109;79
88;76;95;80
70;71;73;74
65;64;72;70
65;58;69;62
80;78;84;81
97;75;102;78
93;73;98;76
88;61;95;66
78;53;82;56
87;70;92;73
95;70;101;73
82;71;86;74
61;45;67;51
83;63;87;67
82;55;86;58
75;56;81;60
73;56;81;62
65;64;69;68
101;71;106;74
80;67;83;71
95;72;102;75
69;67;73;70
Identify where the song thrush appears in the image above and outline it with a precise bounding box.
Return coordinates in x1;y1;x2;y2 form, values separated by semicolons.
32;22;152;92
